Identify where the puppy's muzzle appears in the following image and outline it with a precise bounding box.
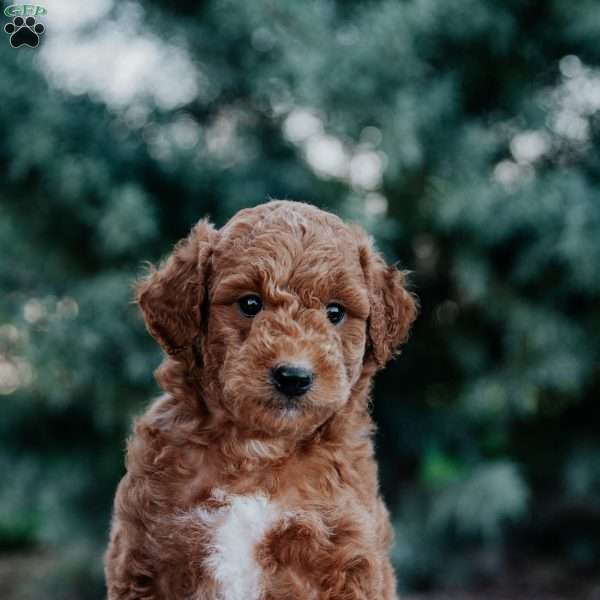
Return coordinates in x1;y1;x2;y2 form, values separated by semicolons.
270;364;314;398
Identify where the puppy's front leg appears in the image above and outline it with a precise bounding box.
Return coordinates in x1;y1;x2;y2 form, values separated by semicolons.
259;510;386;600
105;524;157;600
105;476;160;600
106;474;224;600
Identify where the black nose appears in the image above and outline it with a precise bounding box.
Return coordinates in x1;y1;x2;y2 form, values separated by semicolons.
270;364;314;398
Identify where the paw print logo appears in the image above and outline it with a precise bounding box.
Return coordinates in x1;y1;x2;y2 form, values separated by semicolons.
4;16;45;48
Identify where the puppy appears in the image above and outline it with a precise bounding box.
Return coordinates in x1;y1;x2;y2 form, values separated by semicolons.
105;200;417;600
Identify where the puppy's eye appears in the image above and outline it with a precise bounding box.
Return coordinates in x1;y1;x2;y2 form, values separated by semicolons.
238;294;263;317
326;303;345;325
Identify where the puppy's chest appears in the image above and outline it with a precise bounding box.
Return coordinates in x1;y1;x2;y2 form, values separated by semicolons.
190;488;359;600
175;449;376;598
193;489;285;600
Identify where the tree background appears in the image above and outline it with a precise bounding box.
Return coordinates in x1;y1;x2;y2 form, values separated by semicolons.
1;0;600;598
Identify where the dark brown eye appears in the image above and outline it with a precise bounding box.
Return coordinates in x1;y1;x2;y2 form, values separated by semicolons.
326;303;345;325
238;294;262;317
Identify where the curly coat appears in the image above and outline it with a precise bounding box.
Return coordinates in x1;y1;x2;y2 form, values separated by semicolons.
105;200;417;600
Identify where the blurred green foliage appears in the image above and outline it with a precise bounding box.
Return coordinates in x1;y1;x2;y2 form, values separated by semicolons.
1;0;600;597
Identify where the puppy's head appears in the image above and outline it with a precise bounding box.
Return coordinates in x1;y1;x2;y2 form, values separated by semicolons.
137;201;417;438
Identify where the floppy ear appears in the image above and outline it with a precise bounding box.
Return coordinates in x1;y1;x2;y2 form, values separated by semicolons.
358;232;418;369
136;219;218;357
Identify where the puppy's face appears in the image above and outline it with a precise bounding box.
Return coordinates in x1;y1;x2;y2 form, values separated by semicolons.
137;202;416;439
205;212;370;436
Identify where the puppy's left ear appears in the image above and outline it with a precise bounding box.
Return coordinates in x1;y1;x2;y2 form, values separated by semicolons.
136;219;218;358
357;230;418;369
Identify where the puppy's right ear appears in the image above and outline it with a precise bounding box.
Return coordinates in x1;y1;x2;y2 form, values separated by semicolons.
136;219;218;357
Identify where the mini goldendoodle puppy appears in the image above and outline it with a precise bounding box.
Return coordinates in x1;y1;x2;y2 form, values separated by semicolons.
105;200;417;600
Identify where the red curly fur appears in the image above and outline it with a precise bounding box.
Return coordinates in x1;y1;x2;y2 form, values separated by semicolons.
105;200;417;600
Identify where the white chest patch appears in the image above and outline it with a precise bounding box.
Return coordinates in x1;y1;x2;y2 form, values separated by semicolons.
197;491;281;600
